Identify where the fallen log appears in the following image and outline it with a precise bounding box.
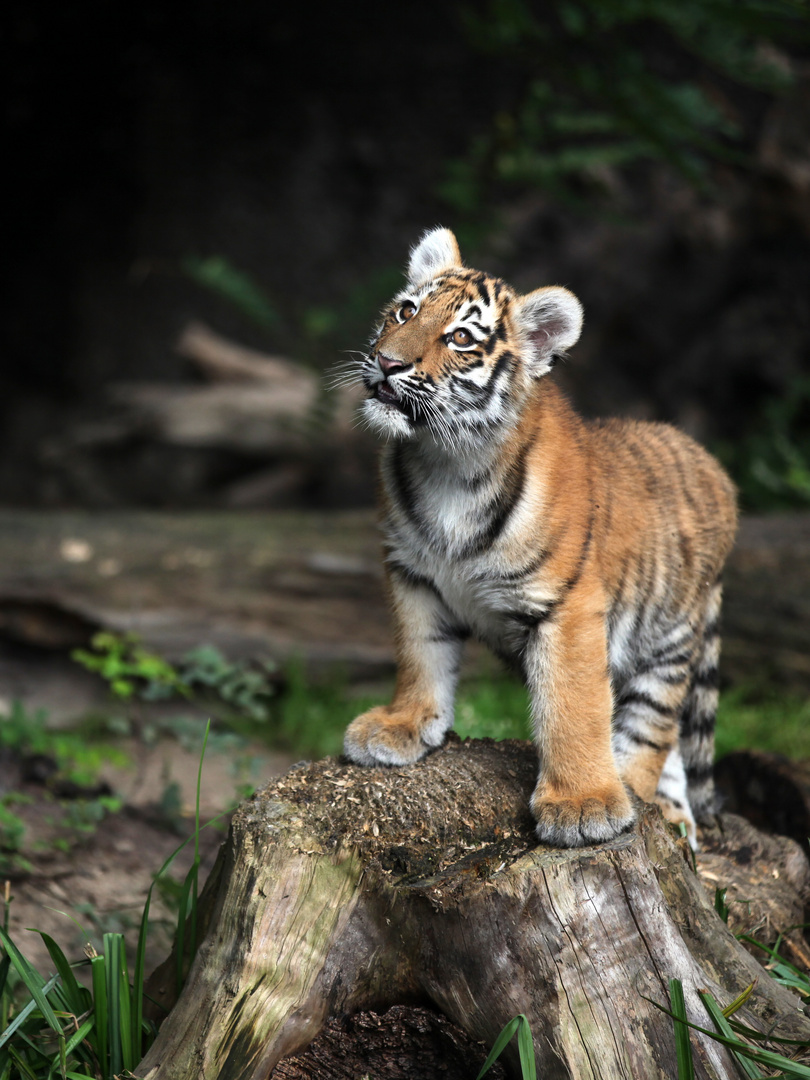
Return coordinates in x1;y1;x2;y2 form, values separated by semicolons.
1;510;809;692
136;738;810;1080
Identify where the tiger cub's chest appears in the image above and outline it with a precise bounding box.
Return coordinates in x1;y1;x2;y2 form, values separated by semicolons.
382;453;551;650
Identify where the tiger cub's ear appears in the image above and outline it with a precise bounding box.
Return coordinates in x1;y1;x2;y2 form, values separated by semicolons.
516;286;583;378
407;227;463;287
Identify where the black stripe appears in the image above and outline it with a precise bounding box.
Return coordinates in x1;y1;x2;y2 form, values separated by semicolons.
454;349;515;409
680;708;715;737
658;431;700;516
463;467;492;492
615;691;677;718
476;279;491;307
621;730;671;752
507;606;554;628
387;559;445;603
692;668;720;690
392;445;421;531
635;649;694;676
685;762;714;783
426;619;470;644
460;358;485;373
623;437;662;498
656;669;691;686
496;543;556;583
459;437;530;557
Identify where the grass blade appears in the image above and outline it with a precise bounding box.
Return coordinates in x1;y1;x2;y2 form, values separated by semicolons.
37;933;90;1017
174;720;210;998
650;992;810;1078
89;954;107;1077
103;935;123;1079
699;990;763;1079
517;1014;537;1080
0;928;63;1040
476;1015;521;1079
8;1046;40;1080
116;936;133;1072
721;981;756;1018
131;883;151;1064
669;978;695;1080
61;1017;94;1062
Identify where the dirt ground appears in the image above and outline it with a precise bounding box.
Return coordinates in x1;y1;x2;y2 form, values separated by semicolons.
3;734;295;986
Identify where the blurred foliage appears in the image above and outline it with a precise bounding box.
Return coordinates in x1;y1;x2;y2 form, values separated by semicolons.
715;377;810;511
73;632;190;703
443;0;807;211
182;256;281;333
0;700;127;874
0;700;126;789
73;630;276;725
715;683;810;758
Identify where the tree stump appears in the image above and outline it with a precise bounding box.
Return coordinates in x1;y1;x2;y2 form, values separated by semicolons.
136;738;810;1080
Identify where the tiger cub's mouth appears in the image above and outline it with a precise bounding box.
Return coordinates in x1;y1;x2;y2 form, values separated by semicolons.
375;381;401;407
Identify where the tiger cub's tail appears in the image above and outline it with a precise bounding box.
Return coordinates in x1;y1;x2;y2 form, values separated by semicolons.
680;579;724;822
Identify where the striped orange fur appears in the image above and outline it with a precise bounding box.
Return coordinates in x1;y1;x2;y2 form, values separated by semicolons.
340;228;737;848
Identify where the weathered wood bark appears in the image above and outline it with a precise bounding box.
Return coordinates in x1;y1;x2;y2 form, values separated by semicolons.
136;739;810;1080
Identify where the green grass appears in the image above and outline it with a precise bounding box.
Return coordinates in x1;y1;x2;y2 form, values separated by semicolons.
271;666;530;759
273;664;807;763
716;684;810;760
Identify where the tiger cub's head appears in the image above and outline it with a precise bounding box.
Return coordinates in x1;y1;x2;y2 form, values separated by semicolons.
355;227;582;447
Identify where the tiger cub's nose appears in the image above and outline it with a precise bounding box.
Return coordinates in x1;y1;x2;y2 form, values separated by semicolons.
378;354;410;377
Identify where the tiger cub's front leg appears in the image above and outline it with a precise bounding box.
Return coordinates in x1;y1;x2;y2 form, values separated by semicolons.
343;570;464;766
528;584;635;847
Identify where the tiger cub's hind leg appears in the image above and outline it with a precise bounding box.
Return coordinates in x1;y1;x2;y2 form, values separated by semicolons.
611;628;697;842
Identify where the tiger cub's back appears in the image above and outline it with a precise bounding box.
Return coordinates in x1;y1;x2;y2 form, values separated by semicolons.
586;415;737;824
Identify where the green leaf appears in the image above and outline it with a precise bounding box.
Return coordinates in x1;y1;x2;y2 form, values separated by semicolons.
0;927;63;1039
182;256;279;331
90;954;107;1074
516;1013;537;1079
669;978;695;1080
37;933;89;1015
476;1015;522;1079
699;991;763;1079
714;887;730;923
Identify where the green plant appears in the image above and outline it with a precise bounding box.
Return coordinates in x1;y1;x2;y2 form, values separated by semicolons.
738;929;810;1002
0;811;24;864
182;255;280;333
0;726;217;1080
180;645;276;725
662;975;810;1078
72;633;277;752
72;632;190;703
715;685;810;760
716;376;810;512
476;1013;536;1079
0;702;125;790
714;886;731;924
443;0;805;214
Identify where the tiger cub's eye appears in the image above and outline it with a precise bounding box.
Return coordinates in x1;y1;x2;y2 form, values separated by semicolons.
400;303;417;321
451;327;472;347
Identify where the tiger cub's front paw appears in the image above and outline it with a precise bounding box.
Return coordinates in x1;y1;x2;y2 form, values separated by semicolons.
531;783;635;848
343;706;447;767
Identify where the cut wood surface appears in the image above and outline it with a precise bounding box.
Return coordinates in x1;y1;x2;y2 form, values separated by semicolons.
136;739;810;1080
0;510;809;694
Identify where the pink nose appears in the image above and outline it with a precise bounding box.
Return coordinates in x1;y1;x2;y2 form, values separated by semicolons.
378;354;409;377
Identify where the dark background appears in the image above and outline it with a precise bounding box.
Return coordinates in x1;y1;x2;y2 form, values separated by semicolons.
3;0;809;511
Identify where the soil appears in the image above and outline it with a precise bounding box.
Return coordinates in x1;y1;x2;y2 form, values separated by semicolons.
2;735;295;986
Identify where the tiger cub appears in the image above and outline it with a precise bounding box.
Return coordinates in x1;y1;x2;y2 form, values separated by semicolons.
341;227;737;848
